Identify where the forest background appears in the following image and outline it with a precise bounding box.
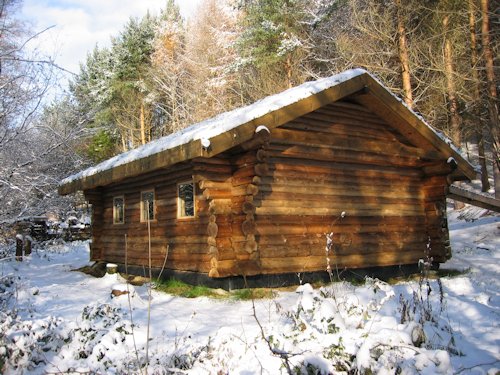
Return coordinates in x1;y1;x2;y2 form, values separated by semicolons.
0;0;498;223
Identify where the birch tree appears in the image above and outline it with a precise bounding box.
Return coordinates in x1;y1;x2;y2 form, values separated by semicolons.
148;0;192;135
0;0;87;221
185;0;242;122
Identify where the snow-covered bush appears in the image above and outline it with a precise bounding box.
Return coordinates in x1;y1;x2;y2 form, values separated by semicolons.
1;314;65;372
0;274;66;372
50;302;136;373
248;276;461;375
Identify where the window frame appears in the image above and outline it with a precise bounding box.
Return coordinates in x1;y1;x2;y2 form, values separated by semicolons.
112;195;125;225
140;189;156;222
177;180;196;219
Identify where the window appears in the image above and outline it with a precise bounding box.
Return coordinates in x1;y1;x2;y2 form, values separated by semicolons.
140;190;155;222
178;181;195;218
113;196;124;224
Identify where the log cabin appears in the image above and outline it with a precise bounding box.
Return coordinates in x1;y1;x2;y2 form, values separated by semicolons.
59;69;476;288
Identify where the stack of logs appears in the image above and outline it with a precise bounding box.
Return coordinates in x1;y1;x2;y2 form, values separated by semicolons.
207;199;220;277
238;127;270;274
195;160;233;277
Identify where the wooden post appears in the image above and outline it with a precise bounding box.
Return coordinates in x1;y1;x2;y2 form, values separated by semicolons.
106;263;118;274
24;236;32;256
15;234;23;261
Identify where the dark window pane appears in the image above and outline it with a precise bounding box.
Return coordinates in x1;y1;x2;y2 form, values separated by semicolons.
113;197;124;224
178;182;194;217
141;191;155;221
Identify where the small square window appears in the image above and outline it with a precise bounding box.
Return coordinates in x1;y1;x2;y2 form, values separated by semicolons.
113;196;124;224
141;190;155;222
178;181;195;218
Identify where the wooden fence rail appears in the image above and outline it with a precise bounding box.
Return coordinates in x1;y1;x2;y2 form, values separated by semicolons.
447;185;500;212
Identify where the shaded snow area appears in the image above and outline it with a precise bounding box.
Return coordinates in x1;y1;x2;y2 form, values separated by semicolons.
1;209;499;374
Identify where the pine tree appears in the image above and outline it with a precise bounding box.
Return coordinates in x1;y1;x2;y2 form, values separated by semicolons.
70;12;159;160
110;14;157;149
236;0;312;98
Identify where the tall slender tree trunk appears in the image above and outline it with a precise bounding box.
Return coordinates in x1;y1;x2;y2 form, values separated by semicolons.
395;0;413;108
285;54;293;89
481;0;500;198
129;129;135;149
121;134;127;152
443;13;465;209
140;102;146;145
469;0;490;191
443;14;462;148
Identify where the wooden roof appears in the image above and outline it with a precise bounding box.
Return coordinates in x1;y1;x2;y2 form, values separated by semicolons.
59;69;477;195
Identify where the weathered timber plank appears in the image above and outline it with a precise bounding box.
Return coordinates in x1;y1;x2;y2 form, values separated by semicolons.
270;128;440;160
193;172;231;183
322;100;382;116
267;170;419;188
259;238;428;258
257;232;427;247
101;235;208;245
255;206;424;217
447;185;500;212
232;164;257;180
254;223;427;237
285;117;396;141
215;259;262;278
192;156;232;165
232;175;255;187
202;188;234;199
269;158;423;178
267;145;423;168
193;163;233;175
257;199;424;213
256;189;422;206
198;180;233;190
255;214;426;225
259;249;429;273
258;183;424;200
304;111;397;135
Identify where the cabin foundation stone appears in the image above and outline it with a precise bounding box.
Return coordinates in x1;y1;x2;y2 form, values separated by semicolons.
112;263;423;290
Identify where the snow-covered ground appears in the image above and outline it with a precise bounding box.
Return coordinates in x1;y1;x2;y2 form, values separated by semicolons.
1;206;498;374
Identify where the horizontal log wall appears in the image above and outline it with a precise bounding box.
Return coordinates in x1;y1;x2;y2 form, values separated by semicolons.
85;98;452;280
86;161;212;273
252;100;445;275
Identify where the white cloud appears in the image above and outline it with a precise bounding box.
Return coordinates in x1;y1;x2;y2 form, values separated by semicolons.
21;0;202;76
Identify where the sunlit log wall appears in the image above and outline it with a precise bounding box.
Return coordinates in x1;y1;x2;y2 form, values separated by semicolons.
84;99;450;278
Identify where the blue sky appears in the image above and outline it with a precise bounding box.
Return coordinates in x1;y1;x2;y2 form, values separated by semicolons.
21;0;202;77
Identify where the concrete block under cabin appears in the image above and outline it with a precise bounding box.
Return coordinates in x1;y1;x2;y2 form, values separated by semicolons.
59;69;477;289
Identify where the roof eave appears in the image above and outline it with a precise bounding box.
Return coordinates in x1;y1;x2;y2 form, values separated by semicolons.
59;70;477;195
59;139;205;195
59;73;369;195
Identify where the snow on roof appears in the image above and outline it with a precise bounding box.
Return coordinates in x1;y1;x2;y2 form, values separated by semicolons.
60;68;367;186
